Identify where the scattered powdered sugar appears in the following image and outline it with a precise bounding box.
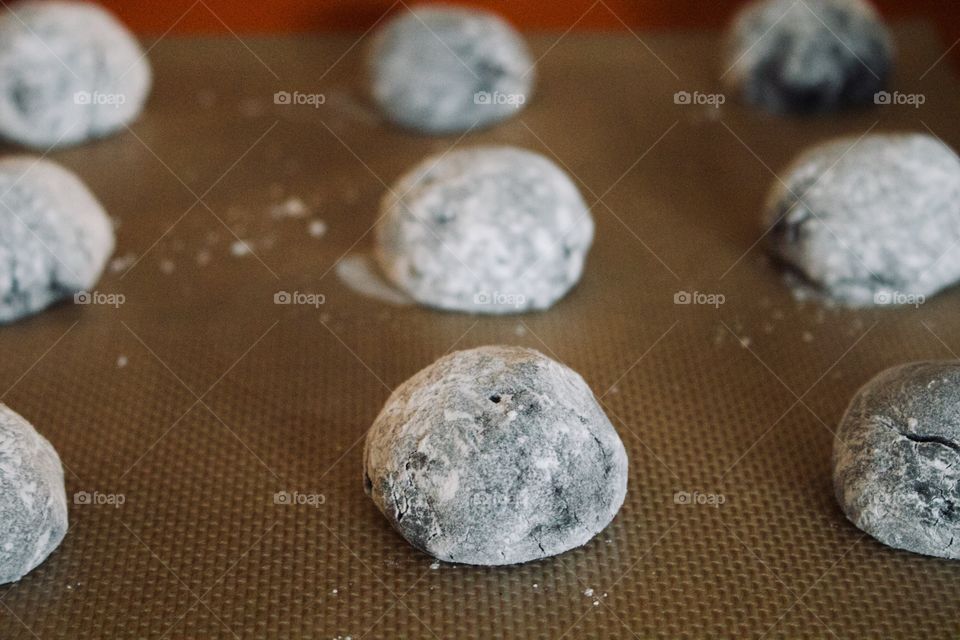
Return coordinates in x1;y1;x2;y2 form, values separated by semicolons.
109;252;137;273
231;240;253;257
270;196;309;219
308;219;328;238
335;253;413;307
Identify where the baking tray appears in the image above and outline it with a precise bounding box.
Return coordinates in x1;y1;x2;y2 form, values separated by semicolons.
0;21;958;639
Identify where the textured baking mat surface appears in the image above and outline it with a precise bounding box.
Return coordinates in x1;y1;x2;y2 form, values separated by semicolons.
0;21;958;640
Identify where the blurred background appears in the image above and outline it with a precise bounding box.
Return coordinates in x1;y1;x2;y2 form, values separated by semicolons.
97;0;960;43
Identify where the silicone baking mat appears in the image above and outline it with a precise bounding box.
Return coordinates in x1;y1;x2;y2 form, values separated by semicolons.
0;21;958;639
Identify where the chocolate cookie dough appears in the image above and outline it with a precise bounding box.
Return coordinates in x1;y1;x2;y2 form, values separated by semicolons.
0;157;115;323
375;146;594;314
0;0;152;148
834;362;960;559
0;404;68;584
766;133;960;306
725;0;893;114
368;5;534;134
364;346;628;565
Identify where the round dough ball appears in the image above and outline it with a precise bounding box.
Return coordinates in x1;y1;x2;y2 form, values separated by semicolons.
766;133;960;306
724;0;893;114
0;404;68;584
375;146;594;314
367;5;534;134
0;157;115;323
0;0;152;148
364;346;628;566
834;362;960;559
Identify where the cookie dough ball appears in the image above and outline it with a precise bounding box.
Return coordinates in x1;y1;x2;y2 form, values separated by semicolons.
766;134;960;306
375;146;594;314
0;404;68;584
834;362;960;559
368;5;534;134
364;346;628;565
0;157;115;323
724;0;893;114
0;0;152;148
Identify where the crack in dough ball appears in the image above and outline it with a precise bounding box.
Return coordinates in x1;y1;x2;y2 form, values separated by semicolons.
0;404;68;584
375;146;594;314
0;157;115;323
834;362;960;559
364;346;628;566
765;133;960;307
0;0;152;148
367;5;534;134
724;0;893;114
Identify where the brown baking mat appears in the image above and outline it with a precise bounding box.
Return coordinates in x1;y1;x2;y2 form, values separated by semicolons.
0;20;958;639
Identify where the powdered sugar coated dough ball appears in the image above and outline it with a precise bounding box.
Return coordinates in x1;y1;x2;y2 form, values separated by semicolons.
375;146;594;314
368;5;534;134
0;404;68;584
0;157;115;323
0;0;152;148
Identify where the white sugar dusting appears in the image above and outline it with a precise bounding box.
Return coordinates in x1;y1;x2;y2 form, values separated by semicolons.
231;240;252;257
270;196;309;219
109;253;137;273
308;219;328;238
335;253;413;307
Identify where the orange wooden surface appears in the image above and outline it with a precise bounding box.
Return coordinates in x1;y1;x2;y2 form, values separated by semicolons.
93;0;959;65
93;1;953;33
